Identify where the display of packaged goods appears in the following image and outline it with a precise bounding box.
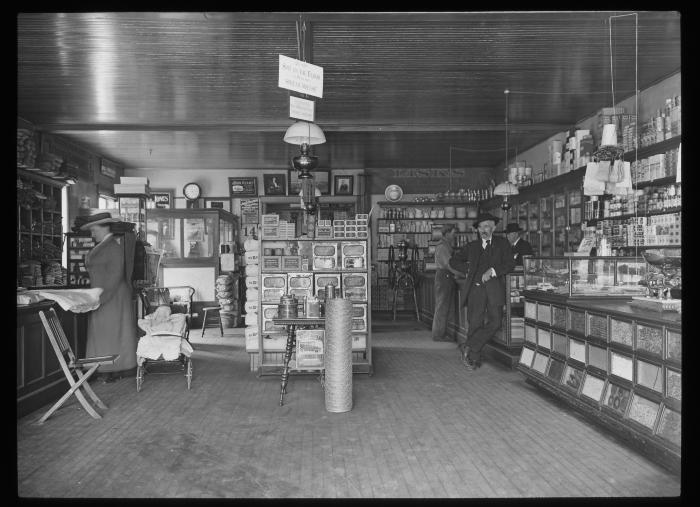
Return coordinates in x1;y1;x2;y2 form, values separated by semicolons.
546;358;565;382
261;214;279;227
295;329;324;370
262;256;282;270
314;273;341;299
261;304;285;333
260;273;286;302
341;272;367;301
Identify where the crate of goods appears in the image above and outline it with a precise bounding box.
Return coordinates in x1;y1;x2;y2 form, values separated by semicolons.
262;255;282;270
312;242;338;270
288;272;314;300
314;273;341;299
342;272;368;301
315;225;333;239
295;329;325;370
341;241;367;270
261;224;279;239
282;255;302;271
261;214;279;227
261;304;286;333
261;273;287;302
351;303;368;333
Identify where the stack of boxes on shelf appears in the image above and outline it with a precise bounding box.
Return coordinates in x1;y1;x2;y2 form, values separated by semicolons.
596;213;681;248
630;148;679;184
260;215;296;240
243;237;260;358
114;176;150;195
332;214;368;239
639;95;682;148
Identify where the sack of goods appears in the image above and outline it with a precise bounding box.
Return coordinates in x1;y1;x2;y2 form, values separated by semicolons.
217;290;233;299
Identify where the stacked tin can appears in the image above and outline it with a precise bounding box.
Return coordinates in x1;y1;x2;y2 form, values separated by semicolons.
215;274;238;327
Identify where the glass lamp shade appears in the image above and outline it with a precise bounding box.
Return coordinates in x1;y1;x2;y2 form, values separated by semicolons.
283;121;326;145
494;181;519;196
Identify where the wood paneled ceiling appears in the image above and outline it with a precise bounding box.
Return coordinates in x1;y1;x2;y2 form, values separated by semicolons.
17;11;681;172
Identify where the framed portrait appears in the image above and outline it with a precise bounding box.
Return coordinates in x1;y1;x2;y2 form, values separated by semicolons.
288;169;302;195
263;173;287;196
314;170;331;195
228;177;257;196
149;189;173;209
204;198;231;212
334;175;354;196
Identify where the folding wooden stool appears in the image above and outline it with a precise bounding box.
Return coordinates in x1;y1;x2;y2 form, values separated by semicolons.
37;308;119;424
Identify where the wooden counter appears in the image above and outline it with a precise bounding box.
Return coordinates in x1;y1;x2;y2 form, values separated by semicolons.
17;300;88;418
517;291;681;474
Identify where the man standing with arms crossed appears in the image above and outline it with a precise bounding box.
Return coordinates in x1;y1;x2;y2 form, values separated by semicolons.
450;213;514;370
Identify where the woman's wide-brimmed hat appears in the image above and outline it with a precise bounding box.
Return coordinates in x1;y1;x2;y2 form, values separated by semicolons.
473;212;500;228
77;212;121;230
504;222;524;233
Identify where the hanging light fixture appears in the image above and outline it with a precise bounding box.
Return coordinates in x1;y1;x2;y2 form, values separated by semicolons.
284;120;326;214
495;89;519;216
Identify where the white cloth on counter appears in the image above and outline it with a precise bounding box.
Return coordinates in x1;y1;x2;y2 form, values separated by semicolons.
137;306;192;363
33;288;103;313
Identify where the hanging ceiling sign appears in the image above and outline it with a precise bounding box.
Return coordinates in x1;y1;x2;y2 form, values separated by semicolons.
278;55;323;98
289;96;315;122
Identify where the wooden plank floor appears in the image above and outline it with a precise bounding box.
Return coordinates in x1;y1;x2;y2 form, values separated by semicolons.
17;314;681;498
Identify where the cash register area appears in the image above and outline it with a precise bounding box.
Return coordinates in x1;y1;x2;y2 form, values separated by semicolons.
16;314;681;498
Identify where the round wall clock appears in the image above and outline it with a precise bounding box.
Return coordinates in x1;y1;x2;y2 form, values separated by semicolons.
183;182;202;201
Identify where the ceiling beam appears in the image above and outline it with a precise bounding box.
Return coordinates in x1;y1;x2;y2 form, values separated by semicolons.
42;122;571;133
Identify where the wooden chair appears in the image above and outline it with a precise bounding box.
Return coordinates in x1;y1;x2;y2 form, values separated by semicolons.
37;308;119;424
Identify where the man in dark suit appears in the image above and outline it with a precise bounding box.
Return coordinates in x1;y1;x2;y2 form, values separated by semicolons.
449;212;515;370
505;222;534;266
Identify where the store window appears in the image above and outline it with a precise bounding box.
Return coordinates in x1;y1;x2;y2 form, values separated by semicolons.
98;194;118;210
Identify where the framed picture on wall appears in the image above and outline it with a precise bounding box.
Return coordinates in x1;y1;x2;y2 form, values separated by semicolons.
204;198;231;212
263;173;287;196
314;170;331;195
288;169;302;195
228;177;257;196
334;175;354;196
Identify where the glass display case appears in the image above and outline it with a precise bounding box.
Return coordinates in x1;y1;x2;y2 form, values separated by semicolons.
145;208;239;304
118;195;147;240
523;256;647;297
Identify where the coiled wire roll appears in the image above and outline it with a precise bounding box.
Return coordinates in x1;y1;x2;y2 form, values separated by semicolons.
323;298;353;412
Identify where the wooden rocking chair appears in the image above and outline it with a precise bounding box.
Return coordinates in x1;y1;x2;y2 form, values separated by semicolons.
37;308;119;424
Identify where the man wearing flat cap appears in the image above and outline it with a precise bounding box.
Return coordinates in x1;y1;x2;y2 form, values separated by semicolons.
449;212;515;370
505;222;534;266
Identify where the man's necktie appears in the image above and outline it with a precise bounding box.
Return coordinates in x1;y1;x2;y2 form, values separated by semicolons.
484;239;491;251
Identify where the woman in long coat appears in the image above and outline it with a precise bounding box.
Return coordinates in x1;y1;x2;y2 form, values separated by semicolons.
81;213;138;381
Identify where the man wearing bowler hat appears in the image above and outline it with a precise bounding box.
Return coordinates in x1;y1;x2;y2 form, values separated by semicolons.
449;212;515;370
505;222;534;266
